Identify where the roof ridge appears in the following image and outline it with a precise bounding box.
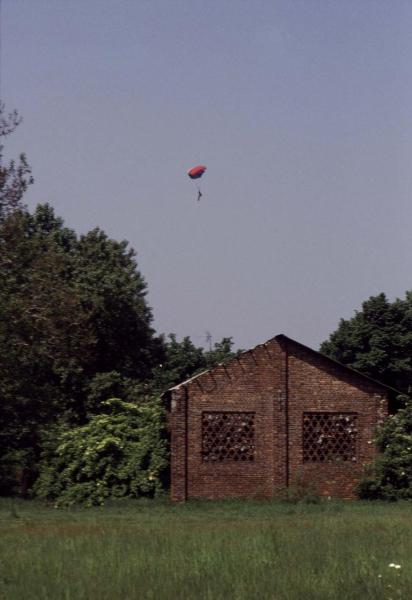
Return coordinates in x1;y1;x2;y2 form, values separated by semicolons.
163;333;400;395
275;334;400;395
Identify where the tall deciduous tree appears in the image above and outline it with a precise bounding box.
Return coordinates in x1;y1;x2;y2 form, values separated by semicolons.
0;209;94;493
320;292;412;394
0;103;240;497
73;226;163;380
0;103;33;222
0;201;165;493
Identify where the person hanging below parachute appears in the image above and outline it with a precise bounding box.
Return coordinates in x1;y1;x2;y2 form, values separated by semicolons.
187;164;206;201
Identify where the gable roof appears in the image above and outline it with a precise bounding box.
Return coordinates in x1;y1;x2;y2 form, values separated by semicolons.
275;334;399;396
164;333;400;397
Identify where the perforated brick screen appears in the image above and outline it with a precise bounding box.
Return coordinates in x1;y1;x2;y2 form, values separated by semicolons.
303;412;358;463
202;412;255;462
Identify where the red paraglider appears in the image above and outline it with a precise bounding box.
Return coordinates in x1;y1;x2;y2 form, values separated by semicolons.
187;165;207;179
187;165;206;200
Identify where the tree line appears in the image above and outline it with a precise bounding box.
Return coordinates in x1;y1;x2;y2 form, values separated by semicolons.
0;105;240;498
0;105;411;503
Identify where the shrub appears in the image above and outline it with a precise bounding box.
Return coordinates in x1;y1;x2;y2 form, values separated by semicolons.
278;469;321;504
0;448;37;497
357;396;412;500
34;397;168;507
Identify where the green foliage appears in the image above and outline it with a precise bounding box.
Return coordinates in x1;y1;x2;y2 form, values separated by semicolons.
73;227;163;379
34;398;168;507
357;396;412;501
0;105;244;499
320;292;412;393
0;103;33;222
0;209;96;493
152;334;205;390
85;371;145;415
204;337;239;369
153;333;240;390
0;201;164;493
0;448;37;497
84;371;161;419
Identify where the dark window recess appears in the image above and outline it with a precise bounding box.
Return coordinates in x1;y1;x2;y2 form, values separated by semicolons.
202;412;255;462
303;412;358;463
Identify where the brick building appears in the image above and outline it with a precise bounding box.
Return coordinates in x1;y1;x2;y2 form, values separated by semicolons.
165;334;397;501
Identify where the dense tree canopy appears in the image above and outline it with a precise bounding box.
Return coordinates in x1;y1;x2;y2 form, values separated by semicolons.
0;204;163;400
0;202;239;496
0;202;166;493
320;292;412;394
0;104;239;498
322;291;412;501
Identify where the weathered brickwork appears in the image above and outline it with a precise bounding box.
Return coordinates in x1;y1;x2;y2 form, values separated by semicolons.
167;335;392;501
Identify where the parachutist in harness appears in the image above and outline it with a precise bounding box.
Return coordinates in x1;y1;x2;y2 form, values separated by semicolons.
187;164;207;202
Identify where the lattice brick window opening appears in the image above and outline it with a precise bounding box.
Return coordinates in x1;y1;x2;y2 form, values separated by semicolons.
302;412;358;463
202;412;256;462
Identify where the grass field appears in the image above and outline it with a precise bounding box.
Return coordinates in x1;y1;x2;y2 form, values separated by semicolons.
0;497;411;600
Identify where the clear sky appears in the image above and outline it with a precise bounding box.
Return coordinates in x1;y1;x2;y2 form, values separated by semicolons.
3;0;411;351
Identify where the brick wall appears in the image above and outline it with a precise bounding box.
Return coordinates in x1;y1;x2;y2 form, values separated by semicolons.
285;339;388;499
168;336;389;501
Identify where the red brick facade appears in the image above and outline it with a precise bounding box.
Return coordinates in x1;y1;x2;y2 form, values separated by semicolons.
166;335;392;501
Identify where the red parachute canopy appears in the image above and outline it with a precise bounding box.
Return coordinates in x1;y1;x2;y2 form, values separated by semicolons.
187;165;207;180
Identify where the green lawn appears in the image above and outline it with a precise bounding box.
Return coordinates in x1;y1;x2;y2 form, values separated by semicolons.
0;497;411;600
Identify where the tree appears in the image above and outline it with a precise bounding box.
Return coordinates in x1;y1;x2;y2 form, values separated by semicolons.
0;209;95;494
152;334;240;391
204;337;239;369
357;396;412;500
0;103;33;222
73;226;163;380
0;102;240;497
0;203;165;494
320;292;412;394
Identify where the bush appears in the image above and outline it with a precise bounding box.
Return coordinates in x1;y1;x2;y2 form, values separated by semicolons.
278;469;321;504
0;448;37;497
34;397;168;507
357;396;412;500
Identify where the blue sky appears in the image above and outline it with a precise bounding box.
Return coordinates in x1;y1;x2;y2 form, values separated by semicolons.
3;0;412;350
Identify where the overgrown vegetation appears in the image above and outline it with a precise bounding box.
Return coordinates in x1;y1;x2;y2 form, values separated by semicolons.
358;396;412;501
33;398;168;507
0;104;238;500
321;296;412;501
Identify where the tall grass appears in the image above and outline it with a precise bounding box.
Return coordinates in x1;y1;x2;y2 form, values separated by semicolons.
0;498;411;599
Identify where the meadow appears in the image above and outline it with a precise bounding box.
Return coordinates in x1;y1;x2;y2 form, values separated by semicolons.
0;497;411;600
